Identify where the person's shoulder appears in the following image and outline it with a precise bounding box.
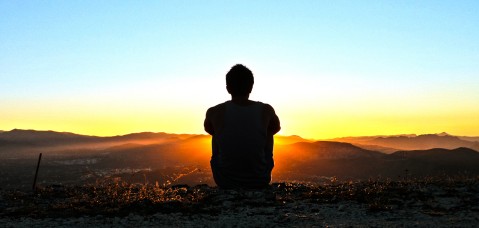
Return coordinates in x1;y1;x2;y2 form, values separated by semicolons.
207;102;227;115
258;102;276;113
208;102;227;110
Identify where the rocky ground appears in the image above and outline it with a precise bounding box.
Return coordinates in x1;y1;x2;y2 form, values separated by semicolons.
1;178;479;227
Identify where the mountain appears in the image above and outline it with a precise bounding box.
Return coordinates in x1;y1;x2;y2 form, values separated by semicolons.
332;134;417;144
2;129;479;188
0;129;96;145
101;135;211;168
115;132;195;141
278;141;384;160
271;141;387;180
390;147;479;163
0;129;186;149
458;136;479;142
349;144;399;154
274;143;479;180
385;147;479;177
436;132;450;136
0;129;307;148
332;133;479;152
274;135;311;145
370;134;472;150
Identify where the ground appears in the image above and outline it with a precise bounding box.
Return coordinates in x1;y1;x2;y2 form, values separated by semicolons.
1;178;479;227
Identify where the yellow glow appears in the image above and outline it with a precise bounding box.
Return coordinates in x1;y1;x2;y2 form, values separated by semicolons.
3;98;479;139
2;78;479;139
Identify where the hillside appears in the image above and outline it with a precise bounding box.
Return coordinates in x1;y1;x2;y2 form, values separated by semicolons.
333;133;479;152
1;129;479;189
0;129;181;148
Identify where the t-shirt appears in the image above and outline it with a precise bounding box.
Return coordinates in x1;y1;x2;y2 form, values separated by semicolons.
210;101;274;189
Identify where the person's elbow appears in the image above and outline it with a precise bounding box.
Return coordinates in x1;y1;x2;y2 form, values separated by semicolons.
205;128;214;135
269;121;281;135
204;122;214;135
272;125;281;135
204;115;214;135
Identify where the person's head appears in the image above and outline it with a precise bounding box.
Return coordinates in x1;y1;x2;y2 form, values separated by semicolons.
226;64;254;97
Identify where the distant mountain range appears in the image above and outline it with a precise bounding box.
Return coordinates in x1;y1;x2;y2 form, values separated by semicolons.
275;143;479;180
1;129;479;184
332;132;479;153
0;129;194;147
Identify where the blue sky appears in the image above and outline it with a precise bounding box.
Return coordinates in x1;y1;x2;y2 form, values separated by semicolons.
1;1;478;138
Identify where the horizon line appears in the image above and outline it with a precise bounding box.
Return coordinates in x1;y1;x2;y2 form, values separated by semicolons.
2;128;478;139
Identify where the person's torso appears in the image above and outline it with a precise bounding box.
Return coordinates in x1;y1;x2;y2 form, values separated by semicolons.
211;101;269;174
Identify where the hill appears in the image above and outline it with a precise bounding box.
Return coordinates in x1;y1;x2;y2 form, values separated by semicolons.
0;129;182;148
1;129;479;188
387;147;479;174
332;133;479;152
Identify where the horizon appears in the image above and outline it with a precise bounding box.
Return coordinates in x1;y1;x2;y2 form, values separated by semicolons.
2;128;479;140
1;1;479;139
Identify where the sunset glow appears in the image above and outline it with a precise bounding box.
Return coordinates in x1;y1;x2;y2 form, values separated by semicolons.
1;1;479;139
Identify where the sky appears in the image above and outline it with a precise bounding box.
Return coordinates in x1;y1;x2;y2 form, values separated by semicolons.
1;1;479;139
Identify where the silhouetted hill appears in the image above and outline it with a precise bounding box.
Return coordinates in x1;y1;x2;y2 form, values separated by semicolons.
279;141;384;159
114;132;195;141
459;136;479;142
371;134;470;150
332;133;479;152
2;129;479;187
383;147;479;177
102;135;211;168
273;141;385;180
0;129;189;149
349;144;399;154
390;147;479;163
274;143;479;180
0;129;97;146
332;134;417;144
274;135;311;145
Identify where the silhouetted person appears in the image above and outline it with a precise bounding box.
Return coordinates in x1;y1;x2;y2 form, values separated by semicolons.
204;64;281;189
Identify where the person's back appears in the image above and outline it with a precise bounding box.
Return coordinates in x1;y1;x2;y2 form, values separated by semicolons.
204;64;280;189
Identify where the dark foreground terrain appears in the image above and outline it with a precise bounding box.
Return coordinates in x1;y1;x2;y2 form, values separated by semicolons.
1;177;479;227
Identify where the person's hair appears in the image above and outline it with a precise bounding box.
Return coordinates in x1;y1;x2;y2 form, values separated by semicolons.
226;64;254;96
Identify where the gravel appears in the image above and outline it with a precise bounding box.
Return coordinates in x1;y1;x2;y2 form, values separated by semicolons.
1;179;479;227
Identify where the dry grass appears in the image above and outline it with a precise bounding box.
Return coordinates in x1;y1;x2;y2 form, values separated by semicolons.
1;175;478;218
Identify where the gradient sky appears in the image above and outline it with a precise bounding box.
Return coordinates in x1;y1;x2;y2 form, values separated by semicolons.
1;1;478;139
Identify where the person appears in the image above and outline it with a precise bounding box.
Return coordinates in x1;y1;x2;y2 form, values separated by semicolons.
204;64;281;189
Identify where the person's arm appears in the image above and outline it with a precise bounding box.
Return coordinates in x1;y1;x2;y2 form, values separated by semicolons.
264;104;279;172
204;108;214;135
266;104;281;135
